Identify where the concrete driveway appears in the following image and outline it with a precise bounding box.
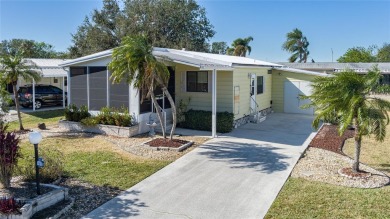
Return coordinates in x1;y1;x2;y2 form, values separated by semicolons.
83;113;315;219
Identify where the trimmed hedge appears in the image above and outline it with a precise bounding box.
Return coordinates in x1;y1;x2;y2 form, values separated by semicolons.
182;110;234;133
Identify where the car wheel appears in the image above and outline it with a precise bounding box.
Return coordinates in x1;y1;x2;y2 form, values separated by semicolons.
21;104;29;108
34;100;42;109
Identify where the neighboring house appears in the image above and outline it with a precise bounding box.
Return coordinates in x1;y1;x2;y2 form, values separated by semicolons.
6;58;69;110
278;62;390;85
60;48;327;136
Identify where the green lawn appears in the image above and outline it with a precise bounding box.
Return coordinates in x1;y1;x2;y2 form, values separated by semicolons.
266;178;390;219
266;122;390;218
8;109;65;131
18;136;169;189
11;110;170;190
343;124;390;175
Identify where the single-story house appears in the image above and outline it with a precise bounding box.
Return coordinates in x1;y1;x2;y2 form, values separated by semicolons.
278;62;390;85
60;48;327;137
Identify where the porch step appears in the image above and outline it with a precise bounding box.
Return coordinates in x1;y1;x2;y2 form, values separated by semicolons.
250;112;266;124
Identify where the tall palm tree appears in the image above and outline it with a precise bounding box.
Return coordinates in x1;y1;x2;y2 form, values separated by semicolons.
227;36;254;57
0;53;41;130
108;35;177;139
282;28;310;63
303;67;390;172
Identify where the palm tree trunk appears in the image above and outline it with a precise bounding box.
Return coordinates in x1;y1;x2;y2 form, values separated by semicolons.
162;88;177;140
12;84;24;130
352;117;361;172
152;74;177;140
150;88;166;138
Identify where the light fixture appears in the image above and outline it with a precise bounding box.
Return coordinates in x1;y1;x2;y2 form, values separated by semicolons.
29;131;43;195
29;131;42;144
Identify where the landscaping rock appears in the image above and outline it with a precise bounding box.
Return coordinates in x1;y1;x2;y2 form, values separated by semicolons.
292;147;390;188
38;123;46;130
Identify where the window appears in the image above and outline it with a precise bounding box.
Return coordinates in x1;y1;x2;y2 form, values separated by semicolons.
51;86;62;94
257;76;264;94
187;71;208;92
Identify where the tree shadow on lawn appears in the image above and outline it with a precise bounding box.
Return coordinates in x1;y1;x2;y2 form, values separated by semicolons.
198;140;291;174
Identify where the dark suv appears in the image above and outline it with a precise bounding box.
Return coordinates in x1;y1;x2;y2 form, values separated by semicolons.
18;85;67;109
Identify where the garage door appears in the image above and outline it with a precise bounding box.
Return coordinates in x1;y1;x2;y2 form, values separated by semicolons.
284;81;314;115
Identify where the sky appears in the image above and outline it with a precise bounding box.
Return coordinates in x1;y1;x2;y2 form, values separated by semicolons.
1;0;389;62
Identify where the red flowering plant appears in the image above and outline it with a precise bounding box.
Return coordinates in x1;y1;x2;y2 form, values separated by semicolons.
0;197;22;215
0;131;20;188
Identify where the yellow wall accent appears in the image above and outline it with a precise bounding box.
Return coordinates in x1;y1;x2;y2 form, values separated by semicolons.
174;64;233;112
232;68;272;119
271;70;317;113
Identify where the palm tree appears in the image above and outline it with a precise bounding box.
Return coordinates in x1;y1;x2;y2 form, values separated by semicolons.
108;35;177;139
0;53;41;130
282;28;310;63
227;37;253;57
303;67;390;172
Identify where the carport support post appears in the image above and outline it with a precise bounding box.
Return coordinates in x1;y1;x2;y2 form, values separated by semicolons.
32;79;36;111
212;69;217;138
62;76;66;108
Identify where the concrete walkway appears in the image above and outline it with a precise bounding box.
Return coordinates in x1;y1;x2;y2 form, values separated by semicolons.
83;113;316;219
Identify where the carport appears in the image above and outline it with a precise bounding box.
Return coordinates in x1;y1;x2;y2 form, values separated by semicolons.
20;59;69;111
271;67;329;115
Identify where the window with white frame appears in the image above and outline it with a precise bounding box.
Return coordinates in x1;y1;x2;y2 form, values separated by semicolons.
257;76;264;94
187;71;208;92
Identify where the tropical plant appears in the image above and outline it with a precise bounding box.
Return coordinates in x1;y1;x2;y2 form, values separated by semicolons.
282;28;310;63
302;67;390;172
108;35;177;139
0;130;20;188
227;37;254;57
0;53;41;130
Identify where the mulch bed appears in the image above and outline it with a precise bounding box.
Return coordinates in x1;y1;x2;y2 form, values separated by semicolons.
339;167;372;179
0;182;54;200
309;124;354;155
146;138;189;148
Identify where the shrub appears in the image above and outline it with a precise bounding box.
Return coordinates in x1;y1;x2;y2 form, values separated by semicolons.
374;85;390;94
80;117;98;127
95;107;132;127
182;110;234;133
0;131;20;188
0;197;22;215
64;104;90;122
19;147;64;183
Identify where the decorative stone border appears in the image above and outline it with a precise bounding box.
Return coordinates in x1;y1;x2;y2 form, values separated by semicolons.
0;184;68;219
50;197;75;219
338;167;372;180
143;139;194;152
58;120;139;137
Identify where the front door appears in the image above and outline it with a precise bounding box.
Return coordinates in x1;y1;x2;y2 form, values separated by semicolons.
250;74;256;111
